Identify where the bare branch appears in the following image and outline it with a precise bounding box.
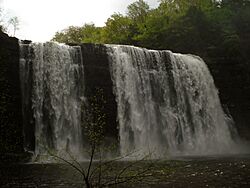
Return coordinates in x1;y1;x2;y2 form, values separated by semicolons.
50;153;86;179
86;143;96;179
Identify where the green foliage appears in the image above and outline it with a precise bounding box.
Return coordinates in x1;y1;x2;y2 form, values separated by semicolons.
127;0;150;22
51;0;250;67
52;24;103;44
52;26;82;43
102;13;135;44
52;1;152;45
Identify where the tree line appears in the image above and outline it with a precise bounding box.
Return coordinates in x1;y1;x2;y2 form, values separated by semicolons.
52;0;250;66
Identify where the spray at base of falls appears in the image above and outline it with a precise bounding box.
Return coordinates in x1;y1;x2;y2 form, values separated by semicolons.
106;45;240;157
20;42;84;160
19;42;242;160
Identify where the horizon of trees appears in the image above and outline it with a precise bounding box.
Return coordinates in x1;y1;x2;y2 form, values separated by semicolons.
52;0;249;61
52;0;250;72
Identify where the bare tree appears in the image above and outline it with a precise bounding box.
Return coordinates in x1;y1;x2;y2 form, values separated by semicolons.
8;16;19;36
0;7;5;31
0;6;20;34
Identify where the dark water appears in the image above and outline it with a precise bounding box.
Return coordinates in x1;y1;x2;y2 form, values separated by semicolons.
0;155;250;188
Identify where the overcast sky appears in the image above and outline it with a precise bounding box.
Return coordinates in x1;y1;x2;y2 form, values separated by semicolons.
1;0;159;42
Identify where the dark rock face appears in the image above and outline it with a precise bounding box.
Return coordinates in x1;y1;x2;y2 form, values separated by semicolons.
19;41;35;152
207;60;250;140
0;31;23;155
80;44;118;140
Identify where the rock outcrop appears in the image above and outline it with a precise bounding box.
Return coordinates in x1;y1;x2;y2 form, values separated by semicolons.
0;31;23;156
208;60;250;140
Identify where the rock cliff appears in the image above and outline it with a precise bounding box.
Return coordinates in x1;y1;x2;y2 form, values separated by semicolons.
0;31;23;156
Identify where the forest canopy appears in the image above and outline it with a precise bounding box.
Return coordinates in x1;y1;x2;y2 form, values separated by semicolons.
52;0;250;65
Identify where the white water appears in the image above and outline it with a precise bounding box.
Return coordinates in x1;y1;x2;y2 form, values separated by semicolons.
20;42;84;159
107;45;239;158
19;42;242;160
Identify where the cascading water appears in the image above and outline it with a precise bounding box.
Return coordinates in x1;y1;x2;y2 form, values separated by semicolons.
19;42;241;160
107;45;238;157
20;42;84;159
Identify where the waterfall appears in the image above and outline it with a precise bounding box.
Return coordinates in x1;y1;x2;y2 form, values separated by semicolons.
107;45;238;157
19;42;241;160
20;42;84;159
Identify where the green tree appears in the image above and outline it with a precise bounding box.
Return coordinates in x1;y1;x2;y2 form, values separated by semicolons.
102;13;134;44
127;0;150;22
78;24;103;43
50;0;250;69
52;24;103;44
52;26;83;43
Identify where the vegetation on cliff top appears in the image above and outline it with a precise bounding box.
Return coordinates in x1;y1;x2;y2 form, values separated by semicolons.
52;0;250;66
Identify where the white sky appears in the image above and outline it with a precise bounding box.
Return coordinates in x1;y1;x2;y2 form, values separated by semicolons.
1;0;159;42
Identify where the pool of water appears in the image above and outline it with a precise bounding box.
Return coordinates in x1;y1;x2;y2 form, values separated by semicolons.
0;155;250;188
